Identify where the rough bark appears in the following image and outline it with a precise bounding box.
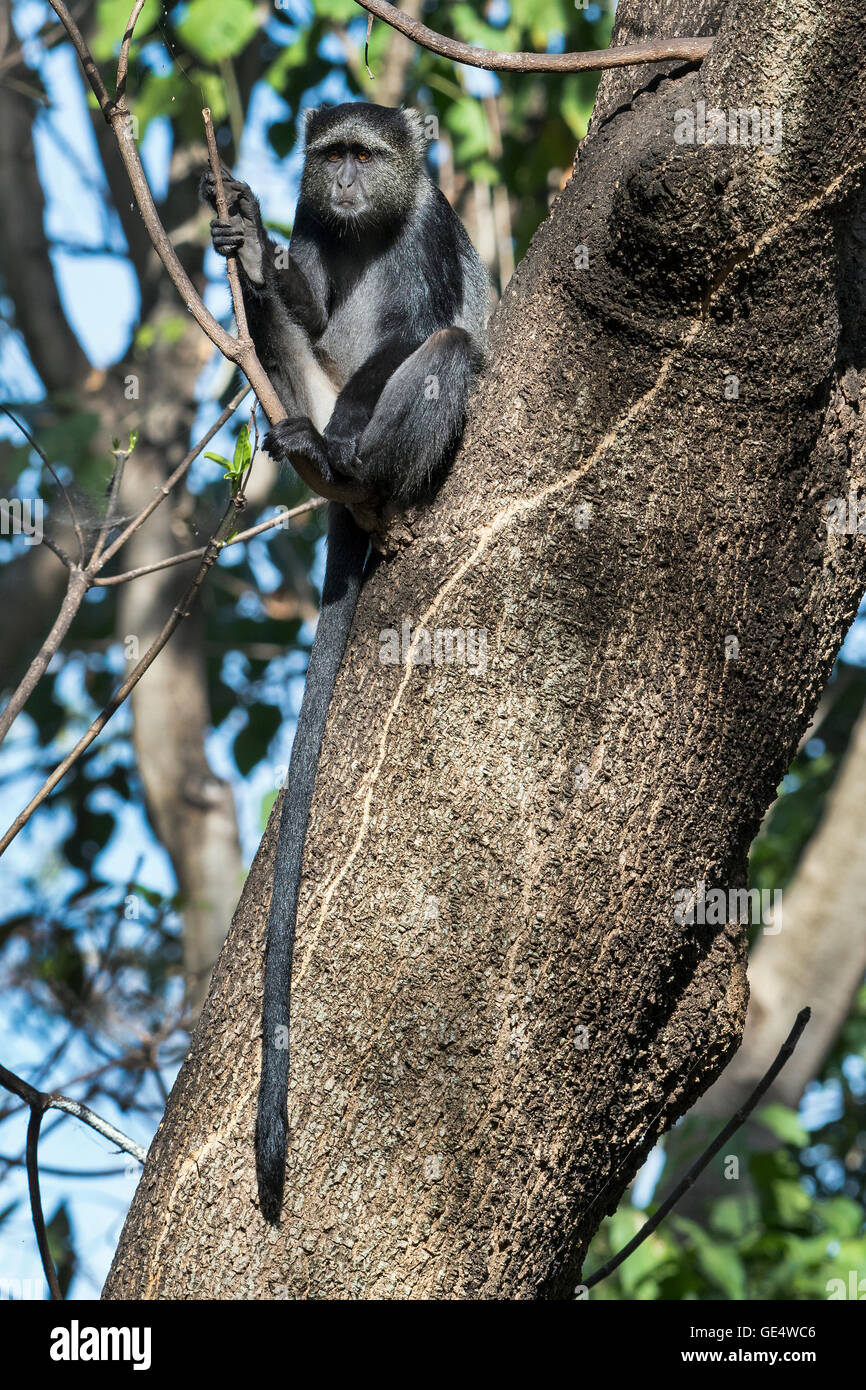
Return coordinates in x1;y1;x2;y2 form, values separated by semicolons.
104;0;866;1300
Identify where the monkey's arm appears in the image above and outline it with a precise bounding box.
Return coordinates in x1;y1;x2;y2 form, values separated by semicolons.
201;173;339;429
200;173;327;338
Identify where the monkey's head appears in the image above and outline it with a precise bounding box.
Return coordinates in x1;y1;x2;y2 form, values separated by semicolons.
300;103;428;234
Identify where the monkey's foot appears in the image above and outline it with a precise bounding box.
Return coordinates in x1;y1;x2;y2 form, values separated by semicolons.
264;416;332;478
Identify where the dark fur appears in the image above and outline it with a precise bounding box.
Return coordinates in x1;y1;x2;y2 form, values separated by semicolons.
201;103;487;1220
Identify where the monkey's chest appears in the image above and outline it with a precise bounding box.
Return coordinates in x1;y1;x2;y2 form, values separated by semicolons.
315;284;388;383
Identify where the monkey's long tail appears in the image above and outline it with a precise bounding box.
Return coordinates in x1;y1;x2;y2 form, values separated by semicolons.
256;503;369;1221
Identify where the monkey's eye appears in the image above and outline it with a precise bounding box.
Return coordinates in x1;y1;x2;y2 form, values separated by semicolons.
327;151;341;162
356;148;372;162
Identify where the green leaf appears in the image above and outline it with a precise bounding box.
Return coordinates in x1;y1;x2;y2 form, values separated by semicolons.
233;424;252;474
821;1198;864;1240
694;1242;747;1300
444;98;490;164
260;788;279;829
450;4;520;50
708;1194;753;1239
204;451;231;468
233;703;281;775
771;1178;812;1227
265;34;310;89
177;0;261;63
91;0;161;61
561;74;594;141
674;1216;747;1299
268;119;298;160
314;0;358;19
757;1103;809;1147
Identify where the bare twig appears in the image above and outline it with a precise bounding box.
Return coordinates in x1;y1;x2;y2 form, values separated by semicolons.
582;1008;811;1291
364;13;375;79
0;1059;149;1301
1;406;85;561
0;493;244;853
354;0;713;72
116;0;147;98
39;533;77;570
202;107;250;343
89;436;134;567
46;1095;148;1164
99;385;251;565
0;568;90;746
0;389;252;746
26;1104;62;1300
94;496;326;586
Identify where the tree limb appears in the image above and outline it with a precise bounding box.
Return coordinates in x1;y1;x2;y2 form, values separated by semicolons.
353;0;713;73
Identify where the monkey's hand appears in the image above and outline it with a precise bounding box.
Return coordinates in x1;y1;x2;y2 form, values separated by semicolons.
199;171;266;286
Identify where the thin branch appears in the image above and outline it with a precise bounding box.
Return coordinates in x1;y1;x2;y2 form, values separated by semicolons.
116;0;146;98
0;1059;149;1301
47;1096;148;1164
353;0;713;73
1;406;85;561
26;1104;62;1300
0;1063;60;1299
582;1007;812;1291
39;533;76;570
0;389;252;745
0;567;90;746
0;497;245;852
93;496;326;586
99;385;251;566
89;437;133;568
202;106;250;342
45;0;366;504
93;545;212;587
0;1064;148;1165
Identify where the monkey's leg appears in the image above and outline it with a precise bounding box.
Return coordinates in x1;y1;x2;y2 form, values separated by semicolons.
321;338;424;477
356;327;482;500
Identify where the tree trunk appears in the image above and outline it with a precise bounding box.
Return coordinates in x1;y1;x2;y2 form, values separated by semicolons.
103;0;866;1300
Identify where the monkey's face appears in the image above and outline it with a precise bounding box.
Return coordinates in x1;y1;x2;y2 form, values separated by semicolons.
301;105;426;235
317;143;378;226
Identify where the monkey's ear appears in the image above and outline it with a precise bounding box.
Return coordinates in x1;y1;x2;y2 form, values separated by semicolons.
400;107;428;161
303;105;321;144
